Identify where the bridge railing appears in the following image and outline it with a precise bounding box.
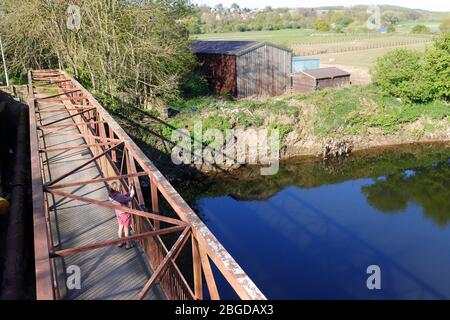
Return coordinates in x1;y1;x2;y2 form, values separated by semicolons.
28;69;266;300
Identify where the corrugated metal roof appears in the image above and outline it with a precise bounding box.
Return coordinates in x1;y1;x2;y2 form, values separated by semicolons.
302;67;350;79
191;41;260;55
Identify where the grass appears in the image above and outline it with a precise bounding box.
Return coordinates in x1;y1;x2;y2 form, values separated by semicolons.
306;85;449;136
162;84;449;150
100;80;448;159
164;95;296;140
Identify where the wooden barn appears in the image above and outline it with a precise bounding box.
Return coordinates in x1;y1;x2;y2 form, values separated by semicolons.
291;67;351;93
191;41;292;98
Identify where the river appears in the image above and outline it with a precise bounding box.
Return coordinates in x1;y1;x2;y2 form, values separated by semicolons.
179;143;450;299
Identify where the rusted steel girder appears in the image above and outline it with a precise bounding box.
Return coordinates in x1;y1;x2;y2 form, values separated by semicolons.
28;69;267;301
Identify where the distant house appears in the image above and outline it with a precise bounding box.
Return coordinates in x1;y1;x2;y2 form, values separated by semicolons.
191;41;292;98
291;67;351;93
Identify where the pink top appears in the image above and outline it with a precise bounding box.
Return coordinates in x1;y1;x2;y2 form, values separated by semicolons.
108;187;135;217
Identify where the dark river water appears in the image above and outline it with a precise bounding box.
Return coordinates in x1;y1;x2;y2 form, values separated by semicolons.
180;143;450;299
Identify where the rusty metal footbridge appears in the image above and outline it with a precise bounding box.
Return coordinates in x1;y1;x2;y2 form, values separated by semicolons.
28;69;265;300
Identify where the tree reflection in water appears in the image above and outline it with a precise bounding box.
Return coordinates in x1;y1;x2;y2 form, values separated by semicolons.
180;143;450;226
362;162;450;226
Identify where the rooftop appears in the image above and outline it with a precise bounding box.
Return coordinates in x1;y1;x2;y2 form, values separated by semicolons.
191;41;260;55
302;67;350;79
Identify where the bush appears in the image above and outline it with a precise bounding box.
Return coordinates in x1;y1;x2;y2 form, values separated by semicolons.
387;25;396;33
372;32;450;102
180;71;211;98
371;49;432;102
312;19;330;32
424;32;450;100
412;24;430;34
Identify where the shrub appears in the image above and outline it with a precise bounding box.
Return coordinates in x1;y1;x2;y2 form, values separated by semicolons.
424;32;450;100
387;25;396;33
312;19;330;32
412;24;430;34
371;49;432;102
180;71;211;98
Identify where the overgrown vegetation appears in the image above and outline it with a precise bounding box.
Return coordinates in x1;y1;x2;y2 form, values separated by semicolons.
371;32;450;102
412;24;431;34
0;0;195;110
150;83;448;154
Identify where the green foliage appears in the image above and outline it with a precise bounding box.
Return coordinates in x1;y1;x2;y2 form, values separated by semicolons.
305;84;448;136
347;100;449;134
189;5;426;35
312;19;331;32
331;13;354;28
387;25;396;33
269;123;293;142
310;86;365;136
371;49;432;102
0;0;195;109
424;32;450;100
7;74;28;85
382;10;400;25
179;70;211;98
362;163;450;226
372;32;450;102
411;24;431;34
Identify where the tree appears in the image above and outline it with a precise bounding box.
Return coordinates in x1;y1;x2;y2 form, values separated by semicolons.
411;24;430;34
362;164;450;226
214;3;224;13
424;32;450;100
312;19;330;32
373;32;450;102
0;0;195;111
331;12;353;28
185;16;202;34
382;10;400;25
230;3;240;13
371;49;432;102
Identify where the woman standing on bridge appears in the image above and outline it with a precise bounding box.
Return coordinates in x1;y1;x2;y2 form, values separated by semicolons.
108;182;135;249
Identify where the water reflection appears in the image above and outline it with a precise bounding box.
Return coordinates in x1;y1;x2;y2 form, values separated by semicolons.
179;143;450;299
362;163;450;226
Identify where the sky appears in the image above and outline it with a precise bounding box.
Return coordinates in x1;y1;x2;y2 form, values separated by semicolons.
190;0;450;12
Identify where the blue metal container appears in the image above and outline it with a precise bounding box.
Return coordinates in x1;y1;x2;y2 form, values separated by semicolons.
292;56;320;73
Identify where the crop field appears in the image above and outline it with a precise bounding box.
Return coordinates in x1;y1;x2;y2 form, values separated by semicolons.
312;42;431;68
195;28;433;48
291;35;432;55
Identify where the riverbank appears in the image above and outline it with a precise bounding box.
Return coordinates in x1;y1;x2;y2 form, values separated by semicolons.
108;83;449;175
